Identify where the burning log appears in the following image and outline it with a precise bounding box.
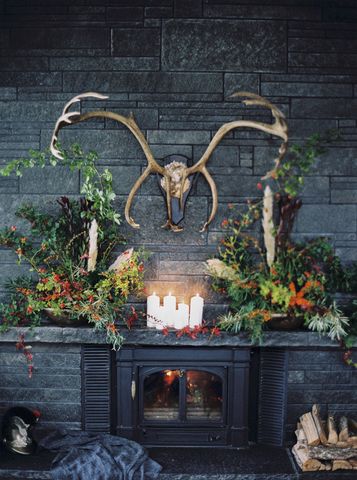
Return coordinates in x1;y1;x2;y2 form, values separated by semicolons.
339;416;349;442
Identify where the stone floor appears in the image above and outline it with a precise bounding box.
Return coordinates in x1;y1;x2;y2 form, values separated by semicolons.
0;444;357;480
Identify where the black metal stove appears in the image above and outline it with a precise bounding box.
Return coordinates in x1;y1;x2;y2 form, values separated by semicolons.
114;346;250;448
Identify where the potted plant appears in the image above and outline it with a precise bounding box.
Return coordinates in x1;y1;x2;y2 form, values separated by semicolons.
0;144;148;359
206;129;353;344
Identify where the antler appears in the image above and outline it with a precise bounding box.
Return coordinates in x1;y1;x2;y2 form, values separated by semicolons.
50;93;173;229
180;92;289;232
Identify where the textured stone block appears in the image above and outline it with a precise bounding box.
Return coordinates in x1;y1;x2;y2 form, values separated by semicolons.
0;72;62;88
0;177;17;194
50;57;160;71
0;387;80;403
305;370;350;385
41;129;147;161
254;146;357;178
20;165;80;194
196;173;262;200
0;87;16;100
63;72;222;93
112;28;160;57
145;7;172;18
107;7;143;22
297;204;356;234
150;144;192;160
0;57;49;72
0;28;10;49
174;0;201;18
323;7;357;23
106;107;159;130
289;37;357;55
335;247;357;264
292;98;357;119
160;259;206;276
0;373;81;389
288;371;304;384
224;74;260;100
147;129;210;145
204;4;321;21
0;101;65;123
290;52;357;70
288;119;338;139
162;19;287;72
10;28;110;49
262;81;352;98
193;145;239;167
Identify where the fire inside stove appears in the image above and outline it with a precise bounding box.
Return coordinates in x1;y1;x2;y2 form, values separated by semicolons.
143;369;223;422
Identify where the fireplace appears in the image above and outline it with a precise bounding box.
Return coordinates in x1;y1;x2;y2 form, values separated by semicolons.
114;347;250;448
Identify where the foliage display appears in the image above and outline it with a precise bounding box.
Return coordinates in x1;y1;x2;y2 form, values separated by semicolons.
0;144;147;366
207;130;357;348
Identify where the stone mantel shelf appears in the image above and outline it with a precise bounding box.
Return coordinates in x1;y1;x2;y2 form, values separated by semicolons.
1;326;355;348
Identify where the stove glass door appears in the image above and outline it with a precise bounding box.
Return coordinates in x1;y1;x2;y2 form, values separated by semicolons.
141;368;224;424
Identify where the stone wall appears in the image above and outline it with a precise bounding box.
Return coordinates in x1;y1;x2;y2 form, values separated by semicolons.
287;346;357;444
1;0;357;444
0;341;82;440
1;1;357;315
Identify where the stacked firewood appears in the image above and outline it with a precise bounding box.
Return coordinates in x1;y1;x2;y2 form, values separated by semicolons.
292;404;357;472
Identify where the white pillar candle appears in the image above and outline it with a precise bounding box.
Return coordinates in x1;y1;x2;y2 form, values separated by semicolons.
163;292;176;325
164;292;176;311
178;303;189;326
174;309;185;330
156;306;167;330
146;292;160;328
189;294;204;327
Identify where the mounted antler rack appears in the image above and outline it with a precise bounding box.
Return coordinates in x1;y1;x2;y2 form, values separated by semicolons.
50;92;288;232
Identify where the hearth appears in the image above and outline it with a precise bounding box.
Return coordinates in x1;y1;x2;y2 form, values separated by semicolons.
114;347;250;448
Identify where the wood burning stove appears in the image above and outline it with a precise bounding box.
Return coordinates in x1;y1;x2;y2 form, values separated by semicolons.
114;346;250;448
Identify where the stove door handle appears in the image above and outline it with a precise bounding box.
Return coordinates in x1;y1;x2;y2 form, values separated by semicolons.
131;380;136;400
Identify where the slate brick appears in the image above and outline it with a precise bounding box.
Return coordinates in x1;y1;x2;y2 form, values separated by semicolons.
107;7;143;22
10;28;110;50
323;7;357;23
204;4;321;21
63;72;223;93
0;387;80;403
0;72;62;88
147;130;210;145
112;28;160;57
0;57;49;72
20;166;80;195
50;57;160;71
41;129;146;161
162;19;287;72
224;74;260;100
297;204;356;234
174;0;202;18
193;145;239;168
289;53;357;70
262;82;352;98
146;7;173;18
289;37;357;54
